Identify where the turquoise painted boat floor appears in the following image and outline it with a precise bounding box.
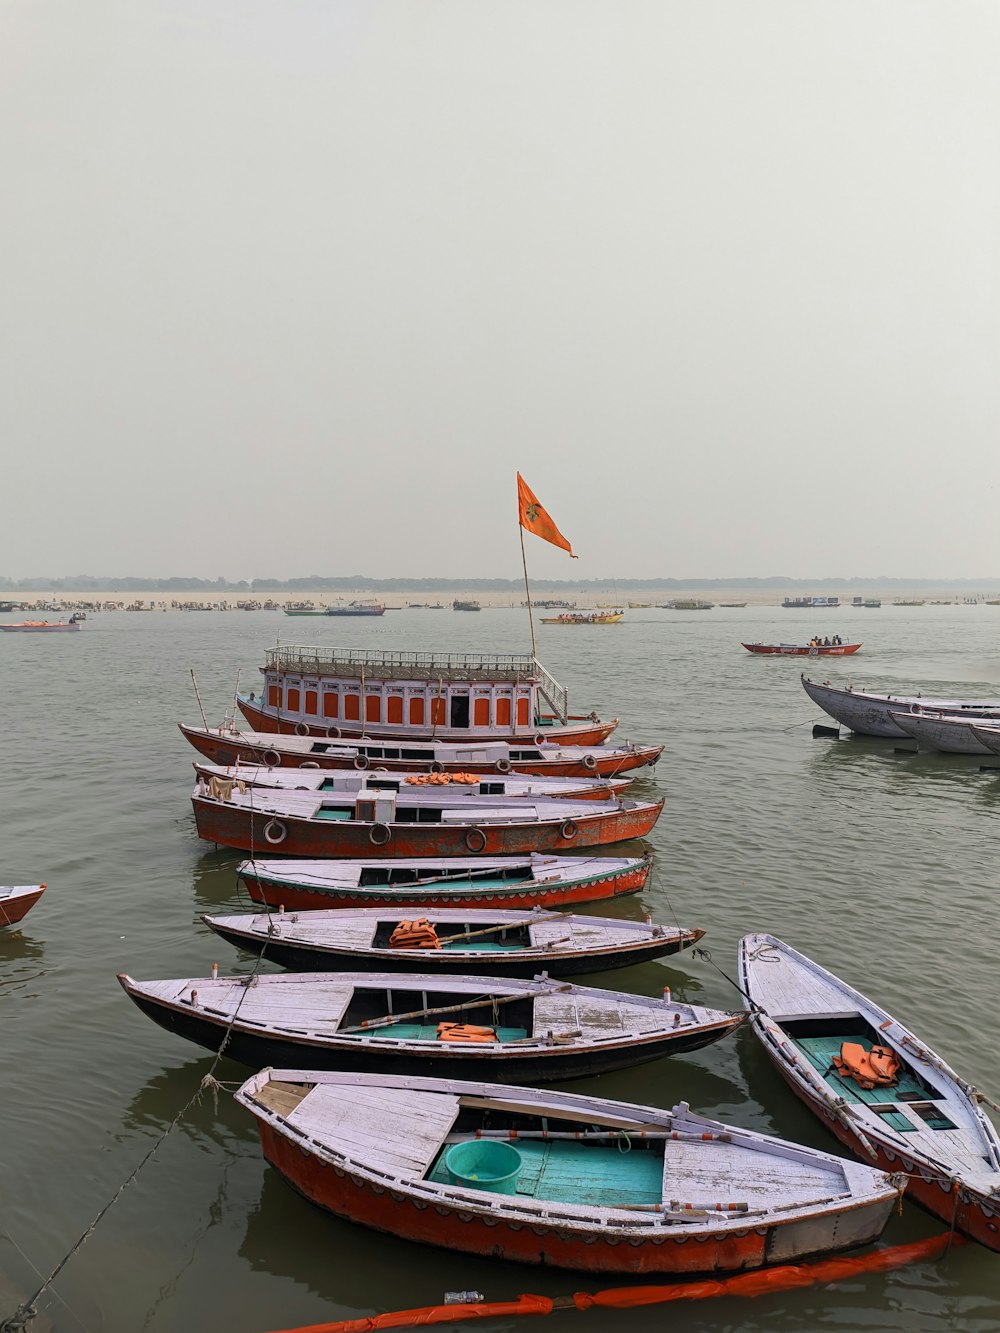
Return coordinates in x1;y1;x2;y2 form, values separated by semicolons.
793;1035;953;1132
374;1023;528;1042
316;808;352;820
428;1140;663;1206
440;942;521;952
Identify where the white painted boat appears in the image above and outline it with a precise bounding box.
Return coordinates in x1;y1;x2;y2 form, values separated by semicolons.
201;905;704;976
888;711;993;754
235;1068;903;1274
739;933;1000;1252
970;724;1000;757
118;970;743;1081
801;675;1000;738
192;761;630;802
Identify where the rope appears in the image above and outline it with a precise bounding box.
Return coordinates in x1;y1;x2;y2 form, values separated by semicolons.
0;814;277;1333
690;946;761;1011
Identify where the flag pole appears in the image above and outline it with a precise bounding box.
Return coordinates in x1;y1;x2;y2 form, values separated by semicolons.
519;522;538;661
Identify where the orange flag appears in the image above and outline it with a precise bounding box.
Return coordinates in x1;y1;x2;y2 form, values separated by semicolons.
517;474;577;557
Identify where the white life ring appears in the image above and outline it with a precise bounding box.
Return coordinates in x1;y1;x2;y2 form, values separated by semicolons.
263;819;287;845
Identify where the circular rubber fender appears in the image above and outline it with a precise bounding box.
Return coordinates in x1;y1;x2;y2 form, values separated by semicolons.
533;733;546;747
325;724;341;739
495;758;512;774
262;749;281;768
294;721;310;737
430;760;444;774
301;761;320;769
582;753;598;771
560;819;579;840
465;826;487;853
354;754;370;770
369;822;391;846
263;819;287;845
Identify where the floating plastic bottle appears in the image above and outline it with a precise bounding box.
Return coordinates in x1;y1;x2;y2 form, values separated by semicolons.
443;1291;484;1305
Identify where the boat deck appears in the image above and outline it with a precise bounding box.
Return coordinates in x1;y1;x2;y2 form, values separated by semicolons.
427;1139;664;1206
286;1084;460;1178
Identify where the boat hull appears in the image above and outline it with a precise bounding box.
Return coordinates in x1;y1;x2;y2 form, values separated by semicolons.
0;885;46;926
888;712;992;754
801;676;1000;738
238;858;652;912
237;694;616;747
178;723;662;777
250;1118;893;1275
0;622;80;633
742;643;861;656
193;795;663;858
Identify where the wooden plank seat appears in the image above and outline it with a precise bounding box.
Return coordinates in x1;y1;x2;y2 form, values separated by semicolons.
287;1084;461;1178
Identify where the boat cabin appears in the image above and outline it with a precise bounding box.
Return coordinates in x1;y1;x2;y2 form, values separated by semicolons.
254;647;568;736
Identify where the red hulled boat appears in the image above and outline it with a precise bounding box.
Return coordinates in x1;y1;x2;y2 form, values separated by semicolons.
236;853;652;912
192;784;663;858
0;884;46;926
742;642;861;656
178;722;662;778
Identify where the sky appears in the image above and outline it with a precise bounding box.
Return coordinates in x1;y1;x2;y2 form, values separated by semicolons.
2;2;998;582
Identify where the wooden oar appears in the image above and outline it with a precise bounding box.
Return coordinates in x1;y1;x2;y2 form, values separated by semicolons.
341;991;522;1034
466;1129;734;1144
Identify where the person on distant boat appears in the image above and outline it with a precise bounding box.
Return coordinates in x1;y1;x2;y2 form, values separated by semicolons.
823;636;830;646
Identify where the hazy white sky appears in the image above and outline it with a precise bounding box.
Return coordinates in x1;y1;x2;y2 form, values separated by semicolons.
2;2;997;581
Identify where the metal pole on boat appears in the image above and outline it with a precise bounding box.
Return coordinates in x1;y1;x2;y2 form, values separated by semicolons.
520;523;537;660
190;669;209;730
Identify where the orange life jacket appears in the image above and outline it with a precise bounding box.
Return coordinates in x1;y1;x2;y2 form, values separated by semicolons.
437;1023;498;1044
832;1042;900;1090
388;919;441;950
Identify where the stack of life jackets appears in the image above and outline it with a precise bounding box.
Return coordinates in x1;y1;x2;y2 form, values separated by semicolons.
388;918;441;950
437;1023;498;1044
832;1042;901;1091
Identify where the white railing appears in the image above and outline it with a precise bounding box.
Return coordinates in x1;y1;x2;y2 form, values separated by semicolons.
265;646;540;683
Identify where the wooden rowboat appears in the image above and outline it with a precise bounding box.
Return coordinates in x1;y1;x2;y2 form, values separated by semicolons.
540;612;623;624
193;760;631;803
970;724;1000;757
887;711;994;755
201;905;704;976
237;852;652;912
739;933;1000;1252
235;1068;903;1274
0;884;46;927
118;971;743;1081
178;722;663;778
0;620;80;633
801;675;1000;738
192;785;663;858
742;642;861;657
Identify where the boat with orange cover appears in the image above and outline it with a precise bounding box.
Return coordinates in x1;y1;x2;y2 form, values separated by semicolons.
234;1068;902;1274
0;619;80;633
236;646;616;745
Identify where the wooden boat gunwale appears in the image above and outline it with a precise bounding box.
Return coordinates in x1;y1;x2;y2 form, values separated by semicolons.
0;884;46;926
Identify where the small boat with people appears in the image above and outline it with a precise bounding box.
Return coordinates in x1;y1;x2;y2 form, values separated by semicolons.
0;884;46;927
192;761;632;803
743;639;860;657
739;934;1000;1252
0;619;80;633
201;905;704;976
801;676;1000;738
326;600;385;617
237;645;615;746
118;971;743;1081
236;852;653;912
177;722;663;778
192;783;663;858
540;611;623;625
235;1068;903;1274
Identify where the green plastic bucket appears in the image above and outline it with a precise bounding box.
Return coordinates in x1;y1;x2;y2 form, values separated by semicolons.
444;1139;522;1195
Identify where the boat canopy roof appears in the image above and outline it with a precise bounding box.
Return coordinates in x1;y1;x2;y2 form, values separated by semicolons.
265;646;541;684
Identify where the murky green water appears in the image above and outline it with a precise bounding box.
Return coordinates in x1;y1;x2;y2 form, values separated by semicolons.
2;604;999;1331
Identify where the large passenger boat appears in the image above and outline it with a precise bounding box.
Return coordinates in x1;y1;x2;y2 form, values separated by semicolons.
236;646;616;745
